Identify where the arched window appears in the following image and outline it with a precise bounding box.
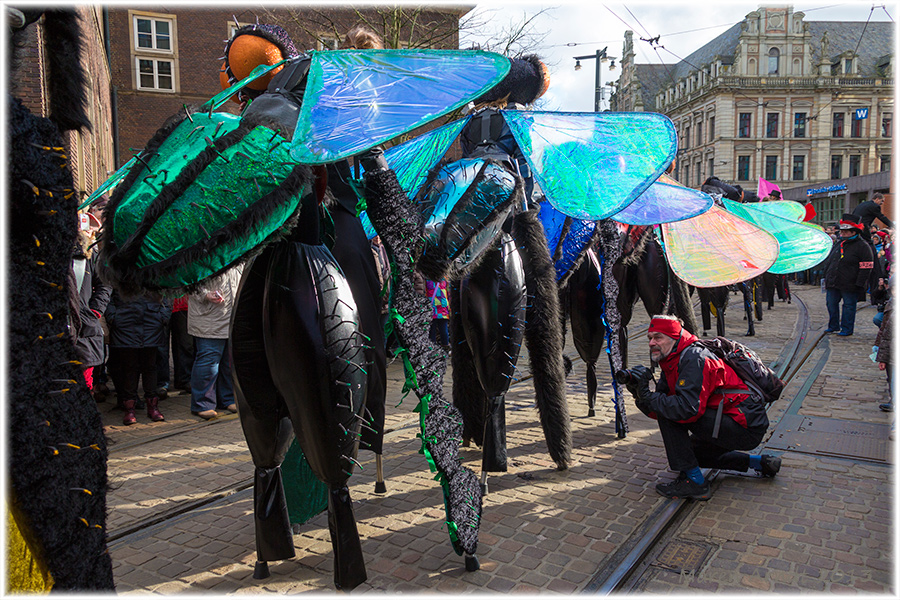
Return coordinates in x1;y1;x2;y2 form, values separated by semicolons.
768;48;780;75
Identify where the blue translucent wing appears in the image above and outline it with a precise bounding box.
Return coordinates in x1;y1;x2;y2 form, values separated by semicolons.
290;50;509;164
538;202;597;281
503;111;677;220
78;156;137;210
661;204;779;287
382;117;471;199
748;200;807;222
421;158;484;246
612;173;713;225
722;199;833;274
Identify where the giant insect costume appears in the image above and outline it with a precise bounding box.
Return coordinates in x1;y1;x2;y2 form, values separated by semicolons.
86;39;512;588
365;87;711;445
7;8;115;591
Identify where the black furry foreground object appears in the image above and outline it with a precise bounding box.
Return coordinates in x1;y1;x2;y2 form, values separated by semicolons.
7;8;113;589
7;96;115;590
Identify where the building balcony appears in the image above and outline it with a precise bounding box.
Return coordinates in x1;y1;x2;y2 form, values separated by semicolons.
656;75;894;112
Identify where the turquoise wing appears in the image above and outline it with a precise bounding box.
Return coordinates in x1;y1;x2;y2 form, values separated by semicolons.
290;50;509;164
382;117;471;199
503;111;677;220
612;173;713;225
78;156;138;210
722;199;833;274
748;200;807;222
661;204;779;287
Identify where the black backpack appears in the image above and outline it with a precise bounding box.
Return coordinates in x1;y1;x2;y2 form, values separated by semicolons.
692;337;785;404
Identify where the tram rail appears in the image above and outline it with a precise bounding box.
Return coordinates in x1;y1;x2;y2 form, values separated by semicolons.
106;293;825;590
586;292;839;593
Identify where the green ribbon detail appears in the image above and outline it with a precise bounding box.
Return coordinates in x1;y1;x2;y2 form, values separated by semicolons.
349;178;367;214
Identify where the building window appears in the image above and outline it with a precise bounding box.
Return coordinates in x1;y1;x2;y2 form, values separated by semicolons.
764;156;778;181
881;155;891;172
684;126;690;149
851;115;863;138
831;155;842;179
882;112;892;137
848;155;861;177
766;113;779;138
844;58;853;74
131;13;176;92
792;155;805;181
739;113;751;138
696;122;702;145
832;112;844;137
135;16;171;50
683;165;690;186
768;48;779;75
737;156;750;181
794;112;806;137
695;161;701;184
708;157;714;179
136;57;173;91
709;116;715;141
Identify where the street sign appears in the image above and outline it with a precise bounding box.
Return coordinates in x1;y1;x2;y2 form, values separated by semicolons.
854;108;869;120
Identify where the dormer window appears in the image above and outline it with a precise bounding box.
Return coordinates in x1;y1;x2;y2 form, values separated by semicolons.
844;58;853;74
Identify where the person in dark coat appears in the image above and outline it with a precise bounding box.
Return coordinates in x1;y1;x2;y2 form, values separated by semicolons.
823;213;874;336
105;291;170;424
69;228;112;390
624;316;780;501
874;294;893;412
852;192;893;242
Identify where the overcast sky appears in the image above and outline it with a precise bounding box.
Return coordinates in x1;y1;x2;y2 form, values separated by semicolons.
460;1;896;112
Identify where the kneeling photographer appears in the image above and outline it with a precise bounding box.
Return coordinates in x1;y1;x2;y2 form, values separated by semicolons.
622;315;781;501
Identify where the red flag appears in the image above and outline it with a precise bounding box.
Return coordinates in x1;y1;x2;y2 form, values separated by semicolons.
804;202;817;222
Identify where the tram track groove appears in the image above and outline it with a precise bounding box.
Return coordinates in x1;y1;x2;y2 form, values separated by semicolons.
106;293;827;589
590;292;821;593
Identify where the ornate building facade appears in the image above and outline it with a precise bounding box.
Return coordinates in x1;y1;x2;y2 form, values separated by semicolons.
612;6;893;224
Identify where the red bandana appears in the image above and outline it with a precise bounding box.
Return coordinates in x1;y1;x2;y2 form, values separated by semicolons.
649;317;683;339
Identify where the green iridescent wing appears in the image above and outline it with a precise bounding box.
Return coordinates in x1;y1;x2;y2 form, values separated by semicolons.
503;111;677;220
722;199;833;274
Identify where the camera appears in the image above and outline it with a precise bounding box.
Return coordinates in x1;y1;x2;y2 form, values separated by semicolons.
615;369;637;385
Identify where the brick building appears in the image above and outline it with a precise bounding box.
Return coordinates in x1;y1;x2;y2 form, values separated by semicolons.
105;6;470;167
612;5;893;225
9;7;116;199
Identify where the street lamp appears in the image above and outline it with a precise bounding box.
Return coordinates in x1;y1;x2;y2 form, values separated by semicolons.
573;47;617;112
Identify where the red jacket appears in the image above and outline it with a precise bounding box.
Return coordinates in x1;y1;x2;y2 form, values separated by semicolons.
648;330;768;430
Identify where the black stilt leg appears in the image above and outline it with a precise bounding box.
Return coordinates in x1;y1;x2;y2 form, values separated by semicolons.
327;486;367;590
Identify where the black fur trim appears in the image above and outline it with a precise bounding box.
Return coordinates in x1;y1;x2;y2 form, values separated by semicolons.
474;54;548;106
42;10;90;132
512;208;571;470
620;226;652;268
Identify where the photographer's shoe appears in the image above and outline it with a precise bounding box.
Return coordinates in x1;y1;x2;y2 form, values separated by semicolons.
655;474;710;501
758;454;782;478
